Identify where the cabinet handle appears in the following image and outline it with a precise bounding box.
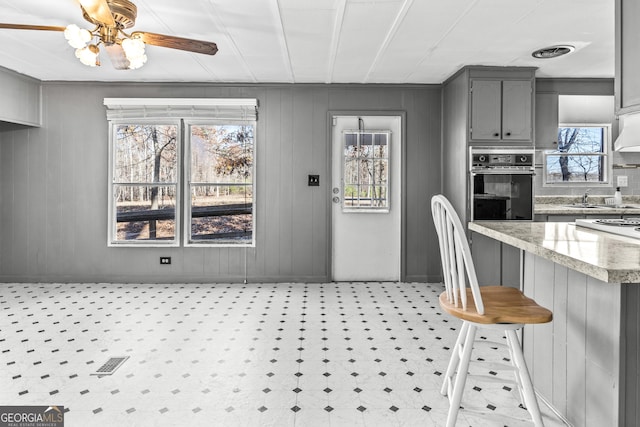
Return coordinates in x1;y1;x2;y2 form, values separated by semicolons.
505;132;511;136
493;133;500;137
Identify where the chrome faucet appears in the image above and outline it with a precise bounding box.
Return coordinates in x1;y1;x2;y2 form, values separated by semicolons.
582;189;590;205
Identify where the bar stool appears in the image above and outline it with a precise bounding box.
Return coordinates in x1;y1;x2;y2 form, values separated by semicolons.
430;194;553;427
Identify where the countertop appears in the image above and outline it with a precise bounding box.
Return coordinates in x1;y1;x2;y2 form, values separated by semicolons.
535;203;640;215
469;221;640;283
534;195;640;215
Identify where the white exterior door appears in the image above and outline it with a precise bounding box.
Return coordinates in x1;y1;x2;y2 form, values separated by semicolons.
331;115;401;281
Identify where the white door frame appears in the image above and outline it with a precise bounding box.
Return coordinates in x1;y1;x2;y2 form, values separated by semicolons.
327;110;407;282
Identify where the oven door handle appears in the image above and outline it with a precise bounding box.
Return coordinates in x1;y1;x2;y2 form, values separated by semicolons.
471;170;535;175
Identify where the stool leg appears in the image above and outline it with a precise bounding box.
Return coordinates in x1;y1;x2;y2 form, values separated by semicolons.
441;321;469;396
446;323;476;427
505;332;526;405
505;329;544;427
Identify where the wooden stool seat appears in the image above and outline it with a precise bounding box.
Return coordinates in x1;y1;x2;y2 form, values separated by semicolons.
439;286;553;325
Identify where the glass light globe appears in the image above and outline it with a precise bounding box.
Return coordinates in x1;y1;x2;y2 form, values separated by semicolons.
64;24;92;49
122;37;146;59
128;54;147;70
75;45;99;67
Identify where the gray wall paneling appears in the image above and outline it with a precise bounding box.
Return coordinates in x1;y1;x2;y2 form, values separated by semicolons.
0;80;441;283
523;251;623;427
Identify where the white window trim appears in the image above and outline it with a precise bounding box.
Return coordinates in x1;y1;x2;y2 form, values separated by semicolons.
542;123;612;187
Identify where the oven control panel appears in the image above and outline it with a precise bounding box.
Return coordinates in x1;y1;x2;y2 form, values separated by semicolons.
471;149;534;169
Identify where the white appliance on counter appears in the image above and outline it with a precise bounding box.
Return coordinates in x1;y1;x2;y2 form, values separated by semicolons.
575;218;640;240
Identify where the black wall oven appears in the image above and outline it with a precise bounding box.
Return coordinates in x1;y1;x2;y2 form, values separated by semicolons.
470;148;534;221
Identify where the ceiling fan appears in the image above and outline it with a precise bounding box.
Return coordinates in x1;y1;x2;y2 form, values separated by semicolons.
0;0;218;69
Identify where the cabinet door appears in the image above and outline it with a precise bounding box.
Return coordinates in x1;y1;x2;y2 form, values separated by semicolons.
617;0;640;113
502;80;533;141
470;79;502;141
535;92;559;149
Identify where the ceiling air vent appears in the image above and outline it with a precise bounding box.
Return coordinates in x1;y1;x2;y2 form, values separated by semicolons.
532;45;575;59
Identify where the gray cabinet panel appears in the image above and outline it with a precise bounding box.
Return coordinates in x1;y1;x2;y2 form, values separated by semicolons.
535;92;559;149
470;79;502;141
502;80;533;141
616;0;640;113
469;77;533;143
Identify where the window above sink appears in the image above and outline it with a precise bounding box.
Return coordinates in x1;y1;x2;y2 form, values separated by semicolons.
543;124;612;187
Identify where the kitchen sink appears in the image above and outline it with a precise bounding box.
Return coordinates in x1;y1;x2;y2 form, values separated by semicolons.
564;204;604;208
564;204;636;209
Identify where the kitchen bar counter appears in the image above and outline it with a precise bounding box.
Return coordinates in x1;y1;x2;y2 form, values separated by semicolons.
469;220;640;427
469;221;640;283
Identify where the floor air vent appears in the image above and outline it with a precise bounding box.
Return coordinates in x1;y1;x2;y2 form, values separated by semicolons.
91;356;129;376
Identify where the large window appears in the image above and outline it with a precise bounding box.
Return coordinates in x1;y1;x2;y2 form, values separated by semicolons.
543;124;611;185
111;122;180;244
106;98;257;247
187;123;254;244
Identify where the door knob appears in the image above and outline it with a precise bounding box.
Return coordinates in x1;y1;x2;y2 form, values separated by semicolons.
332;196;340;203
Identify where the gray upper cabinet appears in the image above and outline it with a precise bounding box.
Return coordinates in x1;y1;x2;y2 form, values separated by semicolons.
442;66;536;226
535;92;559;149
0;68;41;127
616;0;640;114
469;77;534;143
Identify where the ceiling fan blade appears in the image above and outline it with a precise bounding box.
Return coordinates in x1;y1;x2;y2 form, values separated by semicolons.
132;32;218;55
104;43;129;70
78;0;116;27
0;23;66;32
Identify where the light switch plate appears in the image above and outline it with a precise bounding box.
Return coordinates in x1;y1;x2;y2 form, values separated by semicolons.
617;175;628;187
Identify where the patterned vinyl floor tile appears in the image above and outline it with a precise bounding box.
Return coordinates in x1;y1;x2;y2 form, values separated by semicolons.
0;282;567;426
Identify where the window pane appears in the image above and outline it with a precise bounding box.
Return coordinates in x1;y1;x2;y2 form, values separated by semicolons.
545;154;605;182
557;127;604;153
190;184;252;243
188;123;254;245
114;124;178;183
190;125;254;183
114;184;176;241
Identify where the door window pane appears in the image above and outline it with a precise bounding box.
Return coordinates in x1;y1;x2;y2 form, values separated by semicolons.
342;131;390;211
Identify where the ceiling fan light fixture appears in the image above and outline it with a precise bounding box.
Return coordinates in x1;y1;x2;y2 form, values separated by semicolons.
75;44;100;67
64;24;92;49
122;36;146;69
127;54;146;69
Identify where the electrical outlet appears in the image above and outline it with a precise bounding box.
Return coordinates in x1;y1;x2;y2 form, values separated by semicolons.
308;174;320;186
160;257;171;265
617;175;629;187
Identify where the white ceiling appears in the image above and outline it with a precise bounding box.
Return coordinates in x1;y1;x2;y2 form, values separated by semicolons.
0;0;614;84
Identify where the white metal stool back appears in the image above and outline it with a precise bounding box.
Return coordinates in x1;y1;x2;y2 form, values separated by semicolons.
431;194;551;427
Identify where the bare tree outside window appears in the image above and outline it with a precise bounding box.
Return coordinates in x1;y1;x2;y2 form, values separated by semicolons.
189;124;254;243
113;124;178;242
544;126;609;184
